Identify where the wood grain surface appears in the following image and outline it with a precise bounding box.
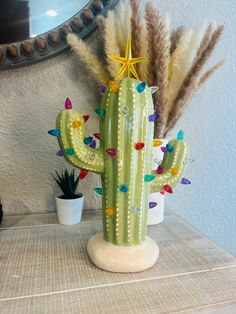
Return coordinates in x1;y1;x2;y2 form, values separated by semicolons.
0;210;235;313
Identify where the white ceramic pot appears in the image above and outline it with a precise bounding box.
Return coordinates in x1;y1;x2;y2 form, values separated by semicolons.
148;139;168;225
55;194;84;225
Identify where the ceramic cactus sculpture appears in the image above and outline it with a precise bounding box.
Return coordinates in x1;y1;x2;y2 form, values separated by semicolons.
49;38;188;272
56;78;186;247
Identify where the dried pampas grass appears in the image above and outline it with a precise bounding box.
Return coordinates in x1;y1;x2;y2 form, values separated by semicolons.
115;1;131;55
104;10;120;78
66;0;225;137
165;25;225;135
165;26;206;130
166;29;194;124
196;23;216;59
96;15;106;62
145;3;158;86
130;0;143;76
67;34;111;85
198;58;226;87
170;26;185;54
131;0;142;58
148;8;170;137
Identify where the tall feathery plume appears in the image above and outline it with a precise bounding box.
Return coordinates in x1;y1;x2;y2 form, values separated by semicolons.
198;59;226;87
168;30;193;89
196;23;215;59
151;9;171;137
139;16;148;81
164;25;224;135
67;34;111;85
165;26;205;131
115;1;131;56
166;30;193;126
114;3;125;55
104;10;121;78
96;15;107;64
130;0;143;76
144;3;158;86
170;26;185;54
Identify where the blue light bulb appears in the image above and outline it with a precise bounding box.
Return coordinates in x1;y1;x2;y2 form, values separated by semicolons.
136;82;146;93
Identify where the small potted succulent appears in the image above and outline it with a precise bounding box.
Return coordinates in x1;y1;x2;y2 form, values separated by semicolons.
53;169;84;225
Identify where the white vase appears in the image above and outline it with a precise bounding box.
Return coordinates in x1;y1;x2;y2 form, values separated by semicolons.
148;139;168;225
55;195;84;225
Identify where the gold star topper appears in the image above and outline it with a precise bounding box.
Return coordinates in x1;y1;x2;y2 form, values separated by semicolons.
109;36;145;81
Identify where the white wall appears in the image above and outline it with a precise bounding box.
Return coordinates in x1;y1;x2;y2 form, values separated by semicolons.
0;39;102;214
151;0;236;255
0;0;235;254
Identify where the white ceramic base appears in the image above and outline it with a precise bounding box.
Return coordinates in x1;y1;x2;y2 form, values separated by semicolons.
87;234;159;273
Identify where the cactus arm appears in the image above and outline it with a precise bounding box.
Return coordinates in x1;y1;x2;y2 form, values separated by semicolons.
151;139;187;192
56;109;104;174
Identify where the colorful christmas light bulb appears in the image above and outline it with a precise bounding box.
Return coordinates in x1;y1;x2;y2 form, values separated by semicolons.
156;165;164;174
144;174;156;182
64;98;72;109
149;114;160;122
166;144;174;153
84;137;93;145
149;202;157;208
177;130;184;140
79;169;89;180
95;108;106;117
163;184;173;194
136;82;146;93
105;208;116;217
90;139;96;148
153;139;163;146
106;148;116;157
98;86;106;94
119;184;128;192
150;86;160;94
48;129;60;137
66;148;74;156
181;178;191;185
72;120;81;128
135;142;145;150
83;115;89;123
56;150;64;157
109;81;119;93
171;167;179;175
94;187;103;195
93;133;100;140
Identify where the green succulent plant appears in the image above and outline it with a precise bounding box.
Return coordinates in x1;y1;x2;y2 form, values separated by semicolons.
53;169;81;199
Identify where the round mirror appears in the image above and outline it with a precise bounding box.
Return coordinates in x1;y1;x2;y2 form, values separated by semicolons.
0;0;119;69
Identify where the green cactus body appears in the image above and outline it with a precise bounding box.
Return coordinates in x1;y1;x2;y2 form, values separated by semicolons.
56;78;187;246
99;78;154;245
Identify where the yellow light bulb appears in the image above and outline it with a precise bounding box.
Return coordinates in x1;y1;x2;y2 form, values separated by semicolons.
109;81;119;93
153;139;163;147
105;208;116;217
171;167;179;175
72;120;81;128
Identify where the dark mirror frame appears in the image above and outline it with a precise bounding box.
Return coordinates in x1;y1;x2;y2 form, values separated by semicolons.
0;0;119;70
